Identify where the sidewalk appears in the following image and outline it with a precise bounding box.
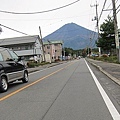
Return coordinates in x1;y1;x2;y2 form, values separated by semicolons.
27;61;67;73
86;58;120;86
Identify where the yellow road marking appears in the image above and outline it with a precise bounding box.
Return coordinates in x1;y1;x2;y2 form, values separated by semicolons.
0;62;74;101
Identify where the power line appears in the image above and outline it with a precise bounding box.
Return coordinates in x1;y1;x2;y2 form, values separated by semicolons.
0;0;80;15
105;0;118;10
0;24;40;38
102;0;119;16
98;0;107;22
0;23;92;43
117;9;120;14
116;4;120;10
0;24;28;44
0;24;29;36
0;24;39;42
98;1;119;25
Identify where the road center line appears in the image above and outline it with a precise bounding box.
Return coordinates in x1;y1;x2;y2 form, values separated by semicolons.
85;59;120;120
0;62;74;102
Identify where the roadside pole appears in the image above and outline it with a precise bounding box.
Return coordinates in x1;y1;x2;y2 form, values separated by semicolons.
112;0;120;62
39;26;46;62
91;1;101;56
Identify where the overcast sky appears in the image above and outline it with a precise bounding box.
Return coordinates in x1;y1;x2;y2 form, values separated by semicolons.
0;0;120;39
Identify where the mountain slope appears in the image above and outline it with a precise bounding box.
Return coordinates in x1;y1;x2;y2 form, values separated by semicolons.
43;23;97;50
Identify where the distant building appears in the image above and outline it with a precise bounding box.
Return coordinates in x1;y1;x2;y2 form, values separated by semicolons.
0;35;44;62
43;40;63;62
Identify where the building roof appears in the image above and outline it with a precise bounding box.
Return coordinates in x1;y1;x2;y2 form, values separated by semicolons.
0;35;40;46
43;40;63;45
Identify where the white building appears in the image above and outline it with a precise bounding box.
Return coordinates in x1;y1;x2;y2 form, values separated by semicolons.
0;35;44;62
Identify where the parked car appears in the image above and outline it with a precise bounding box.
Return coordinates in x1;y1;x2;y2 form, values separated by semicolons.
0;47;29;92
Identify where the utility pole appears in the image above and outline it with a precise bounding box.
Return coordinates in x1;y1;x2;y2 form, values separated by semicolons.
112;0;120;62
62;41;65;60
91;1;101;56
39;26;46;62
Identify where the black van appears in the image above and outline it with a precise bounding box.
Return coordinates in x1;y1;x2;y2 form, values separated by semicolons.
0;47;29;92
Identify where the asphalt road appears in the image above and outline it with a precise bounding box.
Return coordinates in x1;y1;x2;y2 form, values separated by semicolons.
0;59;120;120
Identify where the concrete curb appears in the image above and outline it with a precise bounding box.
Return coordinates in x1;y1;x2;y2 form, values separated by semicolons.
28;61;67;73
88;60;120;86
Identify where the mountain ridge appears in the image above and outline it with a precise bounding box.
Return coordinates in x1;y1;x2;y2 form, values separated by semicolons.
43;23;97;50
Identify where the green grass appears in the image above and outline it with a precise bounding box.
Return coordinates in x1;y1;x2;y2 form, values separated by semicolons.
90;55;120;64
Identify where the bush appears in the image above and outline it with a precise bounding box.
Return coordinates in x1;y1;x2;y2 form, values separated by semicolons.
27;61;50;68
101;54;109;58
89;55;119;64
27;61;39;68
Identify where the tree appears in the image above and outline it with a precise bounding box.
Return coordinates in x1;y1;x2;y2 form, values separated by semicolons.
62;47;83;58
86;48;91;55
82;49;87;58
62;47;73;56
96;16;115;54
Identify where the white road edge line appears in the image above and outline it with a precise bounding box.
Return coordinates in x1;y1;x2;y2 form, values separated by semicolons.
85;59;120;120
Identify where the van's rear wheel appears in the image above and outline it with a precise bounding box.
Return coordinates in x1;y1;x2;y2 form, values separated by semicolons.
0;76;8;92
